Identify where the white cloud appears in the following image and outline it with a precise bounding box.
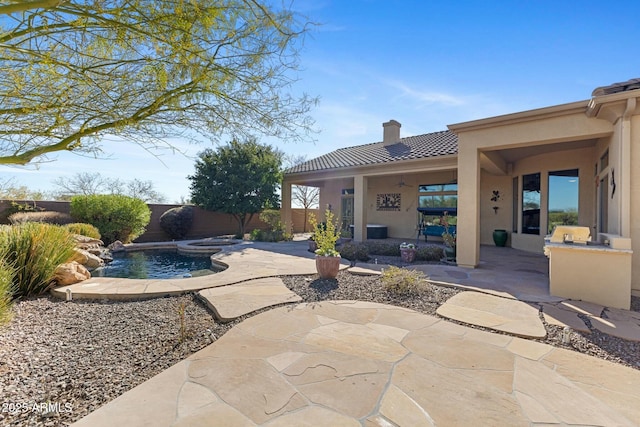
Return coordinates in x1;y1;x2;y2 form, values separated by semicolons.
384;79;467;107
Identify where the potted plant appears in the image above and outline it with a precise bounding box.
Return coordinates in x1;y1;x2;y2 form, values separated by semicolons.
308;209;341;279
399;242;417;263
441;212;456;261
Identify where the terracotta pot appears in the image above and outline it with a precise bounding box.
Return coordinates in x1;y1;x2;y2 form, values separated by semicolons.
315;255;341;279
400;248;416;263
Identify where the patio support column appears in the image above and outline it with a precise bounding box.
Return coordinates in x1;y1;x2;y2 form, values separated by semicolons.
353;175;368;242
281;179;293;234
457;143;480;268
620;97;636;237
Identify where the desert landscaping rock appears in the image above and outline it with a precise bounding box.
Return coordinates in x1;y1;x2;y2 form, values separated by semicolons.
53;262;91;286
0;295;233;427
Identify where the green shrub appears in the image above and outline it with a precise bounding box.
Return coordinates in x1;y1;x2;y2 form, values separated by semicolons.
159;205;194;240
0;259;15;324
249;228;291;242
252;209;291;242
64;223;102;240
259;209;282;230
339;242;370;262
363;241;400;256
0;223;76;298
8;211;74;225
416;245;444;262
70;194;151;245
381;266;428;294
249;228;264;241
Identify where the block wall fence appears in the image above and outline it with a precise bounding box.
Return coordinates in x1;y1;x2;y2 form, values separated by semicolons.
0;200;318;243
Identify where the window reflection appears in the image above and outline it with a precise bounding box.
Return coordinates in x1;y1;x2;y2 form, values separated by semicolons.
522;173;540;234
548;169;579;233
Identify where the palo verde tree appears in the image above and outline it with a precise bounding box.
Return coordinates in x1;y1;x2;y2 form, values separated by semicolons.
189;138;282;237
0;0;315;165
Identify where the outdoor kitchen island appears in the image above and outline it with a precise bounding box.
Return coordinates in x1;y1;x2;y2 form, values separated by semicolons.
544;228;633;310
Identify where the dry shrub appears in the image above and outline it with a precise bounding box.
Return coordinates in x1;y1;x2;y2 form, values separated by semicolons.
64;223;102;240
8;211;74;225
381;266;428;294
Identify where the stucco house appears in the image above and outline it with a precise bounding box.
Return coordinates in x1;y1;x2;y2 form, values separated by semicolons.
281;79;640;309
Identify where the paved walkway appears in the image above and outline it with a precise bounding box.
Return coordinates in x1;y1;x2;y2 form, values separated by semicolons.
74;301;640;426
60;239;640;425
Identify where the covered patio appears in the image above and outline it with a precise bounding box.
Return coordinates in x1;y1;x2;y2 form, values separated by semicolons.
282;80;640;309
353;240;551;302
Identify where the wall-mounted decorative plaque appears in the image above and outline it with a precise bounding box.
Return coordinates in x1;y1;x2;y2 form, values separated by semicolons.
376;193;401;211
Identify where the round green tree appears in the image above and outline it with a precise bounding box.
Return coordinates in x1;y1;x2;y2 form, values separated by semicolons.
189;139;282;238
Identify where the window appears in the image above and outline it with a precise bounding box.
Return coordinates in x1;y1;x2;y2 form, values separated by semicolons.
522;173;540;235
548;169;579;233
418;183;457;209
418;183;457;226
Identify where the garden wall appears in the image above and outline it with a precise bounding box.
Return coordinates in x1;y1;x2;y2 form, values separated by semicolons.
0;200;317;242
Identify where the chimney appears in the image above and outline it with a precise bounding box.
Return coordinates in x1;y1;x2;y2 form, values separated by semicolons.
383;120;401;146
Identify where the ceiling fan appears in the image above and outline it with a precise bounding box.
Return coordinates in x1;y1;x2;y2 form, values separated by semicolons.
396;175;413;188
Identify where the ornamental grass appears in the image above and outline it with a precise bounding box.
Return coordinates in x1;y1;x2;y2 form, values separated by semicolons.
0;223;76;298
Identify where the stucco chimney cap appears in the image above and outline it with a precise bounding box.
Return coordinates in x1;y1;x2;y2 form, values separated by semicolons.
383;119;402;128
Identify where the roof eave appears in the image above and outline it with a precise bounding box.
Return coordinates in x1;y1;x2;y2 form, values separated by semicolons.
448;100;590;133
586;89;640;118
283;153;458;183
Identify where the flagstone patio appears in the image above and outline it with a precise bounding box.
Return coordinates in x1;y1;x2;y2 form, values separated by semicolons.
52;238;640;425
72;301;640;426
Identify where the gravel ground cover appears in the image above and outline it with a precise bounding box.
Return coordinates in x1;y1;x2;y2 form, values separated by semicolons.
0;294;239;427
1;266;639;427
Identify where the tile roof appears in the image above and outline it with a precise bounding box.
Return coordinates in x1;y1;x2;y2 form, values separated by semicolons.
286;130;458;174
592;78;640;96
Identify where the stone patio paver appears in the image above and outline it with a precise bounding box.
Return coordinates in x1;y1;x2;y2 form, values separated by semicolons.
72;301;640;427
589;315;640;341
198;278;301;322
347;266;381;276
541;301;640;341
436;291;547;338
540;302;591;333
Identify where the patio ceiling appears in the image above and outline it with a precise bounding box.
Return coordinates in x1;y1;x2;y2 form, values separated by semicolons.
484;138;599;165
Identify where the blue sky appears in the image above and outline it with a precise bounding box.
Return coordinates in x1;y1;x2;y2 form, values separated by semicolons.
3;0;640;203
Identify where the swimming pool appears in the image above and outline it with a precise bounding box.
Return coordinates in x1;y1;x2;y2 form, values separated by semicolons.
92;249;224;279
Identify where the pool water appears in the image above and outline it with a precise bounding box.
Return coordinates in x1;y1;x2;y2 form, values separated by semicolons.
93;250;222;279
